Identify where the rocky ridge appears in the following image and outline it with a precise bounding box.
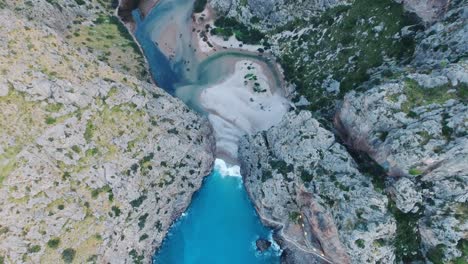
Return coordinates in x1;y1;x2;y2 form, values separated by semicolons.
0;1;214;263
229;0;467;263
210;0;348;31
335;3;467;262
240;111;396;263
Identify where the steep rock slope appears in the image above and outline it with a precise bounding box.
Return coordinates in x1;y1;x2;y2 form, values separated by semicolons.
5;0;148;81
336;3;467;262
239;111;396;263
210;0;348;31
229;0;467;263
0;2;214;264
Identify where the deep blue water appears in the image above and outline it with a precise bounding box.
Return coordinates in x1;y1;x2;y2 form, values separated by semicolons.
154;163;280;264
131;0;281;263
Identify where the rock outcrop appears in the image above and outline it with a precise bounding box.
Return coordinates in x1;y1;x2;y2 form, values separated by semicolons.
239;111;396;263
0;1;214;263
227;0;467;262
335;2;467;262
210;0;348;31
118;0;159;22
398;0;450;23
256;238;272;252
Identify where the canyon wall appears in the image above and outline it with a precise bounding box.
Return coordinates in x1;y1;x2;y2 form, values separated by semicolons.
0;1;214;263
229;0;467;263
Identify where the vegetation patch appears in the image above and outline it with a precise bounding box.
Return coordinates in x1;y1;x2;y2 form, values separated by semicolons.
288;211;301;224
388;200;424;262
211;17;266;44
355;239;365;249
129;249;144;264
193;0;207;13
130;195;147;208
276;0;420;117
68;14;146;79
28;245;41;253
400;80;457;113
61;248;76;263
47;238;61;249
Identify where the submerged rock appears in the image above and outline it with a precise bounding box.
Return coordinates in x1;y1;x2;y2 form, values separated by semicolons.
256;238;272;252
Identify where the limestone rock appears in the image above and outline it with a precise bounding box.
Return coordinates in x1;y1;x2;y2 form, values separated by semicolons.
256;238;272;252
389;177;422;213
239;111;396;264
0;5;215;264
335;45;467;263
209;0;347;31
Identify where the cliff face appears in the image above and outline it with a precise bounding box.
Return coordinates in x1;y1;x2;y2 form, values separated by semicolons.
230;0;467;263
239;111;396;263
210;0;348;31
0;1;214;263
335;3;467;262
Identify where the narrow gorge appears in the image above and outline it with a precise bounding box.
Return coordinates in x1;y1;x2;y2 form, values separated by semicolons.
0;0;466;264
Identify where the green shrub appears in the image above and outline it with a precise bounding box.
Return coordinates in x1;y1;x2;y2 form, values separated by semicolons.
61;248;76;263
453;239;468;264
130;195;147;208
408;168;423;176
138;213;149;230
111;206;121;217
388;201;423;262
71;145;81;153
261;170;272;182
139;234;149;241
300;169;313;182
28;245;41;253
288;211;301;224
278;0;419;117
193;0;207;13
427;244;445;264
84;121;94;142
355;239;365;248
47;238;60;248
45;117;57;124
211;17;265;44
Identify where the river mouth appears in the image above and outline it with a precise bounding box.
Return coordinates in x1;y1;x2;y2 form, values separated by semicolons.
131;0;287;262
133;0;289;163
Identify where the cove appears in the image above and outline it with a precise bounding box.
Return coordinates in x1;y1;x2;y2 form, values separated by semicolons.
131;0;285;263
154;160;280;264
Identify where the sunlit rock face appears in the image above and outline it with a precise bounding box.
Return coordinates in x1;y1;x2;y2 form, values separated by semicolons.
0;1;215;263
240;111;397;263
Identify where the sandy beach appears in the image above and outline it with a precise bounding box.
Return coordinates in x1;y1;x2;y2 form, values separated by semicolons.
199;60;290;162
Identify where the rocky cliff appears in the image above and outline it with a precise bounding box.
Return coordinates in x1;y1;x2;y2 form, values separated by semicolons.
210;0;348;31
239;111;396;263
0;1;214;263
228;0;467;263
335;2;467;262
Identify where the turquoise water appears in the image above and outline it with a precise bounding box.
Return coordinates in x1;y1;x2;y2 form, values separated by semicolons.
154;162;280;264
132;0;282;262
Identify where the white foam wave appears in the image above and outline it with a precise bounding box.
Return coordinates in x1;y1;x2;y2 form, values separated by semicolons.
268;232;282;255
214;158;241;177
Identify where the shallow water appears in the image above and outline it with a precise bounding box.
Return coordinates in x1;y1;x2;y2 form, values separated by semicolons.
132;0;283;262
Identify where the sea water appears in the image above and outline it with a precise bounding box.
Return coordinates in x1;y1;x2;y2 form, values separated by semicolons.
132;0;282;262
154;160;280;264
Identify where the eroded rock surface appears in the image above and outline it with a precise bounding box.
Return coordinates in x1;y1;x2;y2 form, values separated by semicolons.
210;0;348;31
0;2;214;264
239;111;396;263
335;3;467;262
